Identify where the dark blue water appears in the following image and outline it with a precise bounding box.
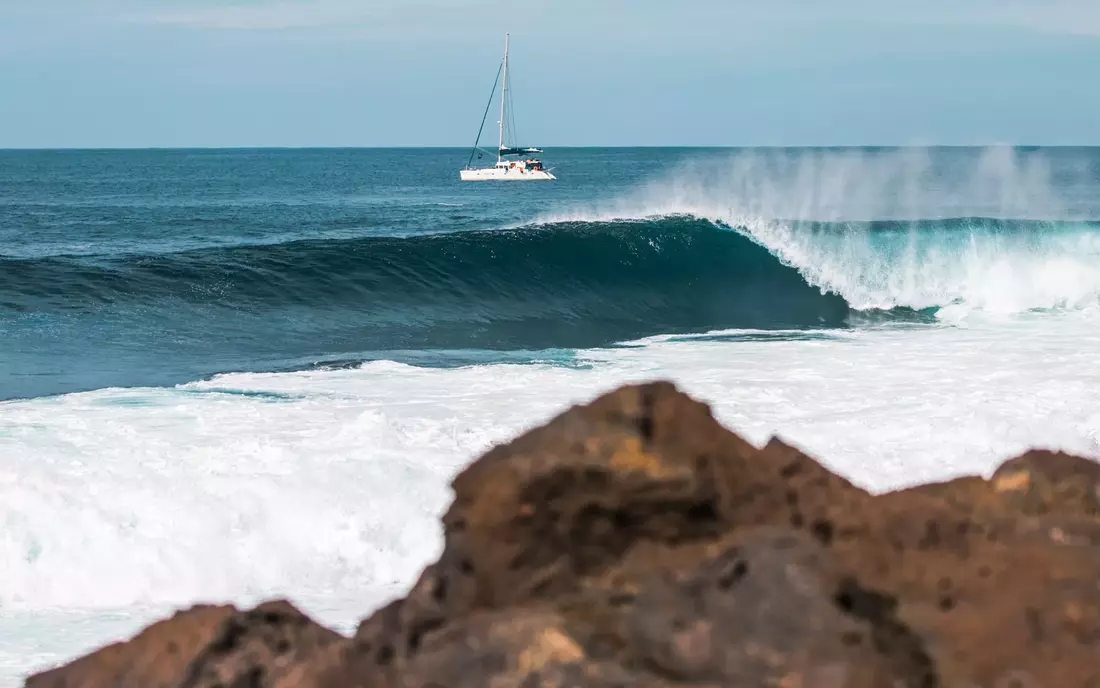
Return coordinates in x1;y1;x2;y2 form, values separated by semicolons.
3;147;1100;401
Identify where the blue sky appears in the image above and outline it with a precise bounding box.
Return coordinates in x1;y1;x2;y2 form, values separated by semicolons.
1;0;1098;147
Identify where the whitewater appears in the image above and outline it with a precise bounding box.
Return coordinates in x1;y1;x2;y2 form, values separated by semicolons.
2;146;1099;684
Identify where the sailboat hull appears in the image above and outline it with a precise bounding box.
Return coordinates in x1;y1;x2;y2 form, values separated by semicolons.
459;167;556;181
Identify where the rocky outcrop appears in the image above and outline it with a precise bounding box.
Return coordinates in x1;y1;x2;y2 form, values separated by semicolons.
26;381;1100;687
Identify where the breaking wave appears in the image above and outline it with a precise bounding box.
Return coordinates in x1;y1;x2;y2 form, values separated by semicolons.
0;218;852;353
6;213;1098;335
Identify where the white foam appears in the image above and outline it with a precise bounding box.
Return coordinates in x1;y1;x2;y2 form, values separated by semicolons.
3;311;1100;684
738;216;1100;313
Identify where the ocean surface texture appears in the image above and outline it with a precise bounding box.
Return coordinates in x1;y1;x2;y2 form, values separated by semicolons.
2;147;1100;683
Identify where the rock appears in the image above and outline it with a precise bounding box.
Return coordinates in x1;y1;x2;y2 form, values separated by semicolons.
440;380;741;608
26;601;351;688
25;605;234;688
388;608;656;688
180;600;348;688
24;381;1100;688
852;498;1100;686
621;527;936;687
991;449;1100;519
369;528;937;688
433;382;873;613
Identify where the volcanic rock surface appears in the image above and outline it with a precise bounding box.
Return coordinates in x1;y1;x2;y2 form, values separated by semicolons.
26;381;1100;687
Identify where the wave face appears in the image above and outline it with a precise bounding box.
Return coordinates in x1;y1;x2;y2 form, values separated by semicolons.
1;216;855;341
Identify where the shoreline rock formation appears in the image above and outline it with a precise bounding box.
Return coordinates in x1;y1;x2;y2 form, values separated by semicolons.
26;381;1100;687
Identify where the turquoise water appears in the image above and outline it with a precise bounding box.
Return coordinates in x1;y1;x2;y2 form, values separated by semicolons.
3;146;1099;400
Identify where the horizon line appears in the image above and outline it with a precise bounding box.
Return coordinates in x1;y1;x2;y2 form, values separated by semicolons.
3;143;1100;152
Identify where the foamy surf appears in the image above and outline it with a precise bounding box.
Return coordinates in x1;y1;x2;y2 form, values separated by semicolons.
4;311;1100;682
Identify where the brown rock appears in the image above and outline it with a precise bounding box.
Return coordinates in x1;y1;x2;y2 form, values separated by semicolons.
991;449;1100;519
180;600;348;688
27;601;357;688
434;381;872;615
622;527;936;687
391;608;655;688
440;381;737;608
858;450;1100;685
26;605;234;688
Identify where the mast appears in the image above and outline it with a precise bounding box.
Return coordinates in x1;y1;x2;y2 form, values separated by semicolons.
497;33;509;164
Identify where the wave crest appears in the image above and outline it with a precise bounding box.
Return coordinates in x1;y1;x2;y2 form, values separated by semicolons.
535;146;1100;316
734;215;1100;314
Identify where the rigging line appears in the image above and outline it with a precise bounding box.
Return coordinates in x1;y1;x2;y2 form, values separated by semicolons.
467;60;504;169
506;64;519;148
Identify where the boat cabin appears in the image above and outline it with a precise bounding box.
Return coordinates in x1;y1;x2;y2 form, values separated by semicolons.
496;158;545;172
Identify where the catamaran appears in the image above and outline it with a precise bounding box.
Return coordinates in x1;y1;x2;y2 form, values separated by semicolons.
460;34;555;181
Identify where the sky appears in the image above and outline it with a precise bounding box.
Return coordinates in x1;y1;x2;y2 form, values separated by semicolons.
1;0;1099;147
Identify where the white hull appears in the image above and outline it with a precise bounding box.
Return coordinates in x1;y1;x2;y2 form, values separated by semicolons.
460;166;556;181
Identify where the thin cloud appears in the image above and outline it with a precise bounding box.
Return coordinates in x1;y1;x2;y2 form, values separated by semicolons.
128;0;501;31
138;2;367;30
25;0;1100;37
1005;3;1100;37
889;0;1100;37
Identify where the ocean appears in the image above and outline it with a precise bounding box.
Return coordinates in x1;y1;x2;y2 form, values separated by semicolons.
2;146;1100;683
